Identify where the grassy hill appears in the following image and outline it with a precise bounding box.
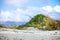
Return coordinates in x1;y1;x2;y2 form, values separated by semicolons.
17;14;60;30
0;14;60;30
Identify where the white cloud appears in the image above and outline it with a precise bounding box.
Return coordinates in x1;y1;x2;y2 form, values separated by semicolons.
0;10;12;21
4;0;28;7
54;5;60;12
0;7;41;22
0;5;60;22
25;7;41;16
0;8;31;22
42;6;53;12
0;6;52;22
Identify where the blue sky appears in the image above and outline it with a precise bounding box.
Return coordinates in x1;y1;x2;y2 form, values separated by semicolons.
0;0;60;22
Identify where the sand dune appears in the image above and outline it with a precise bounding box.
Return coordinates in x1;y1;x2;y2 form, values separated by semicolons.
0;28;60;40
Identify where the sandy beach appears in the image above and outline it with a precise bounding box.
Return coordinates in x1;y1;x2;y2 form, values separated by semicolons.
0;28;60;40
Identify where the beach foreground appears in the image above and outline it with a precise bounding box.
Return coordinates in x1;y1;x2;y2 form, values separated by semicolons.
0;28;60;40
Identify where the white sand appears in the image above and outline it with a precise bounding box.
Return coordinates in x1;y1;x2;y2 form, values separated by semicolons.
0;28;60;40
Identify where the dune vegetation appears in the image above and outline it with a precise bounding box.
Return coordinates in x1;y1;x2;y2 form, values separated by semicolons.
17;14;60;30
0;14;60;30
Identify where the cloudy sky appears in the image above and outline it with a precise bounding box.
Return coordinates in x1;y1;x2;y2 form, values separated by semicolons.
0;0;60;22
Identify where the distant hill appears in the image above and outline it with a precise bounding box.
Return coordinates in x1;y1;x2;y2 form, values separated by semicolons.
17;14;60;30
0;21;26;26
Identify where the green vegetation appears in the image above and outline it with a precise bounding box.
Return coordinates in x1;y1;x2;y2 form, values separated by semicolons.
0;14;60;30
6;25;16;29
0;24;16;29
16;14;47;29
17;14;60;30
0;24;6;28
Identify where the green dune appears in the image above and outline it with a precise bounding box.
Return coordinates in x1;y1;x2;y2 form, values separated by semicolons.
17;14;60;30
